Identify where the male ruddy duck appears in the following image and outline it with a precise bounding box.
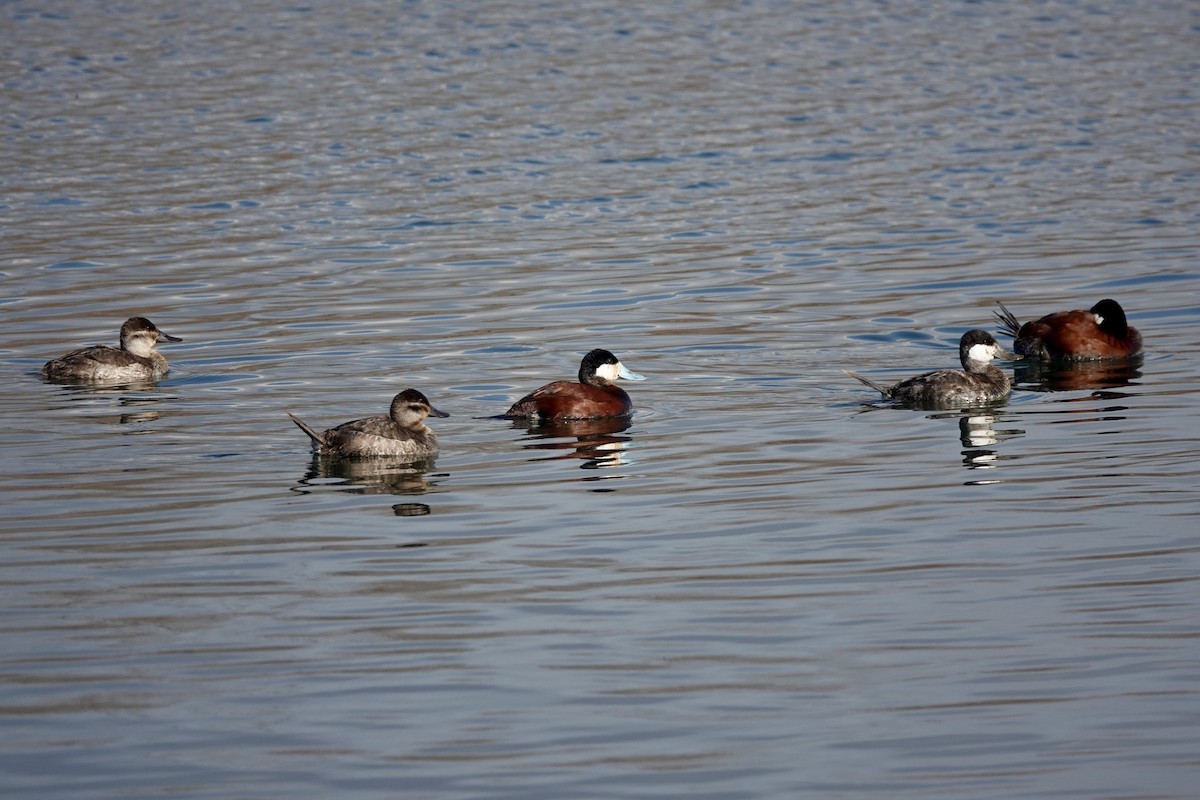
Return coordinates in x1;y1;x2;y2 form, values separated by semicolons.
994;298;1143;360
42;316;182;384
847;329;1018;407
504;348;646;420
288;388;449;459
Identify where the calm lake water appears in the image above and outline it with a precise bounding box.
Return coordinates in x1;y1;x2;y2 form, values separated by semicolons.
3;1;1200;797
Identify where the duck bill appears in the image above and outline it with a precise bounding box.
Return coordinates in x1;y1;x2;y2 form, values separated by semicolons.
617;364;646;381
158;331;183;343
996;345;1021;361
428;406;450;418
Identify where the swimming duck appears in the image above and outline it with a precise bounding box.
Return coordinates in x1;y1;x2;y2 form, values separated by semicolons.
847;329;1018;407
41;316;182;384
504;348;646;420
288;388;448;459
994;298;1143;360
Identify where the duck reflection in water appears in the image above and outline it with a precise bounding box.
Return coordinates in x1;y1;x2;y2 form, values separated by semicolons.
115;392;173;425
49;385;173;425
955;411;1025;475
294;453;441;496
510;416;633;471
1010;357;1143;393
916;409;1026;484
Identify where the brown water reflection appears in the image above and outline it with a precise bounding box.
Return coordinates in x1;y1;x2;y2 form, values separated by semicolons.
508;417;634;471
1012;358;1144;393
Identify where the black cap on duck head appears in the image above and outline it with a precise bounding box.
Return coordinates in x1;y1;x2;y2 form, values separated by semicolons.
578;348;646;385
121;316;182;344
390;388;449;419
959;329;1018;365
579;349;618;379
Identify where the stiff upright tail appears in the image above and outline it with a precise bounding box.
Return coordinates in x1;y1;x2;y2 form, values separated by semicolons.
845;370;892;399
993;302;1022;339
287;412;326;448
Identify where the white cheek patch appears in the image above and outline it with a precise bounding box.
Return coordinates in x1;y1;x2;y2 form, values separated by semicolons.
1093;312;1105;326
595;362;620;381
127;333;156;356
967;343;994;362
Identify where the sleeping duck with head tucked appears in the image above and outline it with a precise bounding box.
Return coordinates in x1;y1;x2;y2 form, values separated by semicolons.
288;388;449;459
994;298;1143;361
42;316;182;384
504;348;646;420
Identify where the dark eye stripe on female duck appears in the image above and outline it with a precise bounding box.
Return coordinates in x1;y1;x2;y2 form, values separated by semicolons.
994;298;1143;361
846;329;1019;407
288;388;449;459
504;348;646;420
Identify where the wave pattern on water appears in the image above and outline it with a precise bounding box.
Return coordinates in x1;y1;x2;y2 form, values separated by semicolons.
3;1;1200;798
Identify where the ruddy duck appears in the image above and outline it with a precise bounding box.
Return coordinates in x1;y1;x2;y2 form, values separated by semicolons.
994;298;1143;360
847;329;1018;407
42;316;182;384
504;348;646;420
288;388;449;459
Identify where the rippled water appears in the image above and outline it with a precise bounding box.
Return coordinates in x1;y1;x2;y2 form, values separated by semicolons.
4;1;1200;797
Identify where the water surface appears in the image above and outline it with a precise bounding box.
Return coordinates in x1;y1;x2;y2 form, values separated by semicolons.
3;1;1200;798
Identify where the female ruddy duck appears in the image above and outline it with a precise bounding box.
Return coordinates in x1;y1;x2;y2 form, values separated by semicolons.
994;298;1143;360
505;348;646;420
42;316;182;384
847;329;1018;407
288;388;449;459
